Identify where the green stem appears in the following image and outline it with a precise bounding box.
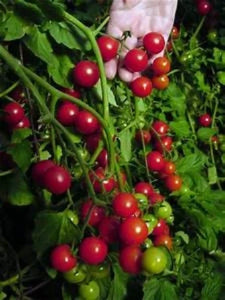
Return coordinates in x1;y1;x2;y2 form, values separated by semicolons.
212;98;218;128
0;81;19;98
187;111;197;141
192;16;206;40
94;16;110;36
209;141;222;190
0;169;14;176
0;274;19;287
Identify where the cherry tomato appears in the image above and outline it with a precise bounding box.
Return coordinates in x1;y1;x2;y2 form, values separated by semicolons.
73;60;100;88
166;40;173;52
3;102;25;125
152;74;169;90
211;136;219;146
171;26;179;39
89;262;110;279
98;216;120;244
79;281;100;300
10;86;25;102
74;110;100;135
154;201;172;219
135;129;151;144
124;48;148;72
112;192;138;218
146;151;165;172
79;237;108;265
119;217;148;245
151;120;169;137
61;87;81;99
63;264;87;283
152;219;170;236
152;57;171;76
11;116;30;130
165;174;182;191
119;245;142;274
134;182;154;198
96;149;108;168
56;101;79;126
180;51;193;65
143;214;158;234
89;167;116;193
97;35;119;62
154;136;173;153
149;192;165;205
198;113;212;127
130;76;152;98
142;247;167;274
50;244;77;272
43;166;71;195
143;32;165;54
207;29;218;44
31;160;55;187
134;193;149;210
161;160;176;176
85;133;102;153
81;200;105;227
154;235;172;250
197;0;212;15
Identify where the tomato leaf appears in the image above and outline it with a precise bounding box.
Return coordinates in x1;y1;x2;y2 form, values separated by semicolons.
119;129;132;162
197;128;217;141
208;166;217;185
0;12;27;41
14;0;44;24
200;274;222;300
164;83;186;116
217;71;225;85
7;140;32;172
170;120;190;138
176;152;207;173
94;81;118;107
30;0;65;21
143;278;178;300
11;128;32;143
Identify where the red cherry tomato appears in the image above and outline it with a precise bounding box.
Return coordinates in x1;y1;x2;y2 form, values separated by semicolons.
197;0;212;15
154;234;172;250
79;237;108;265
152;74;169;90
146;151;165;172
143;32;165;54
119;246;142;274
171;26;179;39
11;116;30;130
31;160;55;187
89;167;115;193
97;35;119;62
10;86;25;102
151;120;169;137
61;87;81;99
135;130;151;144
119;217;148;245
3;102;25;125
154;136;173;153
166;40;173;52
43;166;71;194
74;110;100;135
124;48;148;72
112;192;138;218
130;76;152;98
198;113;212;127
161;160;176;176
56;102;79;126
96;149;108;168
85;133;102;153
152;57;171;76
165;174;182;191
152;219;170;236
50;244;77;272
98;216;120;244
134;182;154;198
81;200;105;227
73;61;100;88
149;192;165;205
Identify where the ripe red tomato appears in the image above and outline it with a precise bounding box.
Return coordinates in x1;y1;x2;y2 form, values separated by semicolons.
146;151;165;172
56;101;79;126
171;26;179;39
123;48;148;72
10;86;25;102
98;216;120;244
154;234;172;250
149;192;165;205
73;60;100;88
11;116;30;130
119;217;148;245
61;87;81;99
50;244;77;272
3;102;25;125
43;166;71;194
151;120;169;137
154;136;173;153
197;0;212;15
79;237;108;265
119;246;142;274
198;113;212;127
96;149;108;168
31;160;55;187
152;219;170;236
143;32;165;54
89;167;116;193
152;57;171;76
161;160;176;176
130;76;152;98
135;130;151;144
81;200;105;227
165;174;182;191
134;182;154;198
166;40;173;52
112;192;138;218
152;74;169;90
97;35;119;62
85;133;102;153
74;110;100;135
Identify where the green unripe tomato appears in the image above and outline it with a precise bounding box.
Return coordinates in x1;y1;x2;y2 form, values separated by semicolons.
207;30;218;44
166;214;174;225
79;280;100;300
63;264;87;284
89;262;110;279
154;201;172;219
142;247;167;274
143;214;157;234
66;210;79;225
180;52;193;65
134;193;149;210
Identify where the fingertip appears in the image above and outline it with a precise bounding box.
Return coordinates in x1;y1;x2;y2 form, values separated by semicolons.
104;59;118;80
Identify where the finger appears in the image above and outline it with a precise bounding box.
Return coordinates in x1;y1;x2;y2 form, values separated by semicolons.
104;58;118;80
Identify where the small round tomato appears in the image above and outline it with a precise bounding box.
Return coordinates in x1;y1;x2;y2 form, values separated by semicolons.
151;120;169;137
79;237;108;265
43;166;71;195
63;264;87;283
119;245;142;274
61;87;81;99
130;76;152;98
154;201;172;219
135;129;151;145
154;136;173;153
146;151;165;172
142;247;167;274
85;133;102;153
89;167;116;193
50;244;77;272
166;40;173;52
198;113;212;127
98;216;120;244
31;160;55;187
134;182;154;198
180;51;193;65
143;32;165;54
81;200;105;227
143;214;158;234
97;35;119;62
152;74;169;90
89;262;110;279
161;160;176;175
149;192;164;205
11;116;30;130
10;86;25;102
152;57;171;76
56;101;79;126
154;235;172;250
165;174;182;191
124;48;148;72
119;217;148;245
112;192;138;218
197;0;212;15
3;102;25;125
96;149;108;168
152;219;170;236
79;281;100;300
171;26;179;39
73;60;100;88
134;193;149;210
74;110;100;135
207;29;218;44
